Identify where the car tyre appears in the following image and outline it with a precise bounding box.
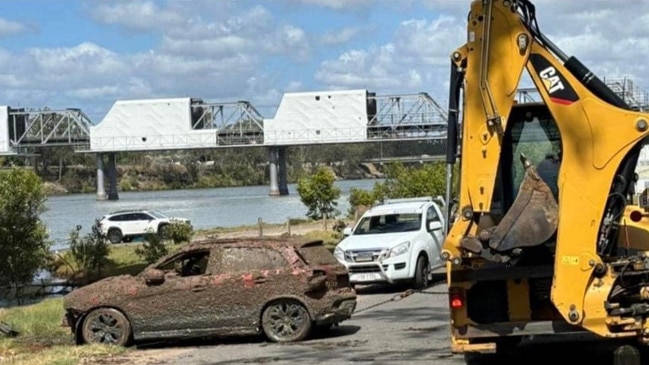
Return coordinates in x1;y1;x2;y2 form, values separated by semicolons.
81;307;132;346
413;255;429;289
262;299;312;342
107;229;123;244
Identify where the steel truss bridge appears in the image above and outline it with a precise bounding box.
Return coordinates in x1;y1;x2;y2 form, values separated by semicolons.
5;92;449;154
5;80;646;154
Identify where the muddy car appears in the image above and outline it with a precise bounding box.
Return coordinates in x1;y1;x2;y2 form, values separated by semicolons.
62;237;356;346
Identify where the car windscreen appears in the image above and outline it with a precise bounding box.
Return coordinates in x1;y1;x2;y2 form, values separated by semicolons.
297;244;339;265
353;213;422;235
148;211;167;219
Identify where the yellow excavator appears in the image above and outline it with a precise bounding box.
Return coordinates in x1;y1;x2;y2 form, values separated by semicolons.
442;0;649;363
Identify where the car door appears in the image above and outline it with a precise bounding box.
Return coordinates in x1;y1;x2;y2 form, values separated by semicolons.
425;205;445;268
126;248;219;336
131;212;154;235
211;246;289;331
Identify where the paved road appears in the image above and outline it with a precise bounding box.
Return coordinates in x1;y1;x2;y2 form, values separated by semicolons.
124;279;637;365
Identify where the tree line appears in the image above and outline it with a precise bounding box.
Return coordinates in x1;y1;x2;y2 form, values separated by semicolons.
0;140;445;194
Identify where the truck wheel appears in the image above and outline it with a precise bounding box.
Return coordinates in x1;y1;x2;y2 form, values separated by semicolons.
107;229;123;244
413;255;429;289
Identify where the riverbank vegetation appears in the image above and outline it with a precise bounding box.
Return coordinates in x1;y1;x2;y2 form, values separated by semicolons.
0;140;443;194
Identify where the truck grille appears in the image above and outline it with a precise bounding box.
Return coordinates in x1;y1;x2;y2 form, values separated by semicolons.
348;265;388;273
348;249;384;263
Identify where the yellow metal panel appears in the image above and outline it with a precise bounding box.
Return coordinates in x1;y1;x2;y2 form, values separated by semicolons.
460;0;530;213
526;43;649;332
507;279;531;322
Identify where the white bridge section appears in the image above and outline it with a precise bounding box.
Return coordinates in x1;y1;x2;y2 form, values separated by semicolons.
88;90;447;152
0;106;8;154
264;89;369;145
90;98;218;152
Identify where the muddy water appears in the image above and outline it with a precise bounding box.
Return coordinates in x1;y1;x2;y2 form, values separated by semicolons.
42;179;381;250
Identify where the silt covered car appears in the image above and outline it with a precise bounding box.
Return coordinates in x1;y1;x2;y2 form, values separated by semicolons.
62;237;356;345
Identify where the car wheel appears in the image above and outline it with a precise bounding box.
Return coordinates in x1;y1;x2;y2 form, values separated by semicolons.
81;307;132;346
413;255;429;289
261;299;312;342
107;229;123;244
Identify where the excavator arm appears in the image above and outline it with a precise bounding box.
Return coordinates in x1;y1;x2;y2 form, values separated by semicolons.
443;0;649;344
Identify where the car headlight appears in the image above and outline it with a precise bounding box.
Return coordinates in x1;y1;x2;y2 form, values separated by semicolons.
334;247;345;262
388;241;410;258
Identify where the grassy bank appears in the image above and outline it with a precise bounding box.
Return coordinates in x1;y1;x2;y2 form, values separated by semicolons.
0;297;127;365
1;222;343;364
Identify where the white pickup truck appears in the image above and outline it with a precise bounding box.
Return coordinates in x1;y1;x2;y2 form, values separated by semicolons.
334;197;446;289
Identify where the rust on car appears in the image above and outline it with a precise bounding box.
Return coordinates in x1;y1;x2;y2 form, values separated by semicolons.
62;236;357;346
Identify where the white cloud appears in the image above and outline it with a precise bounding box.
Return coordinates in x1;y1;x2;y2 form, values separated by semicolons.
315;15;463;100
0;18;30;38
89;0;186;32
320;27;365;46
287;0;373;10
2;0;649;123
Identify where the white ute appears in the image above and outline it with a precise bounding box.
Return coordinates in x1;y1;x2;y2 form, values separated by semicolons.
334;197;446;289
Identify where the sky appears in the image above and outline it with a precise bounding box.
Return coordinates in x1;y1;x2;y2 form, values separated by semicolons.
0;0;648;123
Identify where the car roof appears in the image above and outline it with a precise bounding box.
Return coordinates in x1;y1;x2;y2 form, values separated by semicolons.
363;201;431;216
107;209;156;215
179;236;324;253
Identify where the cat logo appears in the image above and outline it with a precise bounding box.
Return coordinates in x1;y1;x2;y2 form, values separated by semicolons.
530;53;578;105
539;66;565;94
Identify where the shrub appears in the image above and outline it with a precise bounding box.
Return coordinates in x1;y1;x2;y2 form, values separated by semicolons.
67;225;110;284
164;222;194;244
136;229;168;264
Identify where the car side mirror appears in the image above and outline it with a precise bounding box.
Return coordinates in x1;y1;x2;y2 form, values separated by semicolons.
428;221;443;231
143;268;165;285
342;227;353;236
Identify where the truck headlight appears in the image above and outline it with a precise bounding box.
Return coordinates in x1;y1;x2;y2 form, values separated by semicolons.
388;241;410;258
334;247;345;262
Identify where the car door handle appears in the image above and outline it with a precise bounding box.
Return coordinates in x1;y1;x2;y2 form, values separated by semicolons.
191;286;206;292
254;277;267;284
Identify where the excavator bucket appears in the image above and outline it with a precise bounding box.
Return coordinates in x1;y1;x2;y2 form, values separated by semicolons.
489;156;559;252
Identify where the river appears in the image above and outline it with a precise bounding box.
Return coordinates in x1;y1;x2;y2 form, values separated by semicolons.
42;179;382;250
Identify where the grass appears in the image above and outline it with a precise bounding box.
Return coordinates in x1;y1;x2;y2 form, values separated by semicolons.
0;298;128;365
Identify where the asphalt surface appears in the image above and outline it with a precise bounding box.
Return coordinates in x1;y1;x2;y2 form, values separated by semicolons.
125;277;645;365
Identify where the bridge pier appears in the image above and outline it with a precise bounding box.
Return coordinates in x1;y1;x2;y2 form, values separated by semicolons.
106;153;119;200
269;146;289;196
96;154;107;201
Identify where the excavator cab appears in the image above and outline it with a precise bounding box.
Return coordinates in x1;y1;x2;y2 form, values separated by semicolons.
458;102;561;265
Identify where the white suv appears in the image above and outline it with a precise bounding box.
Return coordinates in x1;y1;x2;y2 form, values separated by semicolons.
334;197;446;289
94;209;191;244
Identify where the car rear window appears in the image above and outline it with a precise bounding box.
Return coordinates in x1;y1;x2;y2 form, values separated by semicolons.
297;244;339;265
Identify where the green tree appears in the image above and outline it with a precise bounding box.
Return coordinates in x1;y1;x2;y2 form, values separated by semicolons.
296;166;341;228
0;169;50;289
347;187;376;219
346;162;451;216
67;225;110;284
375;161;447;200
